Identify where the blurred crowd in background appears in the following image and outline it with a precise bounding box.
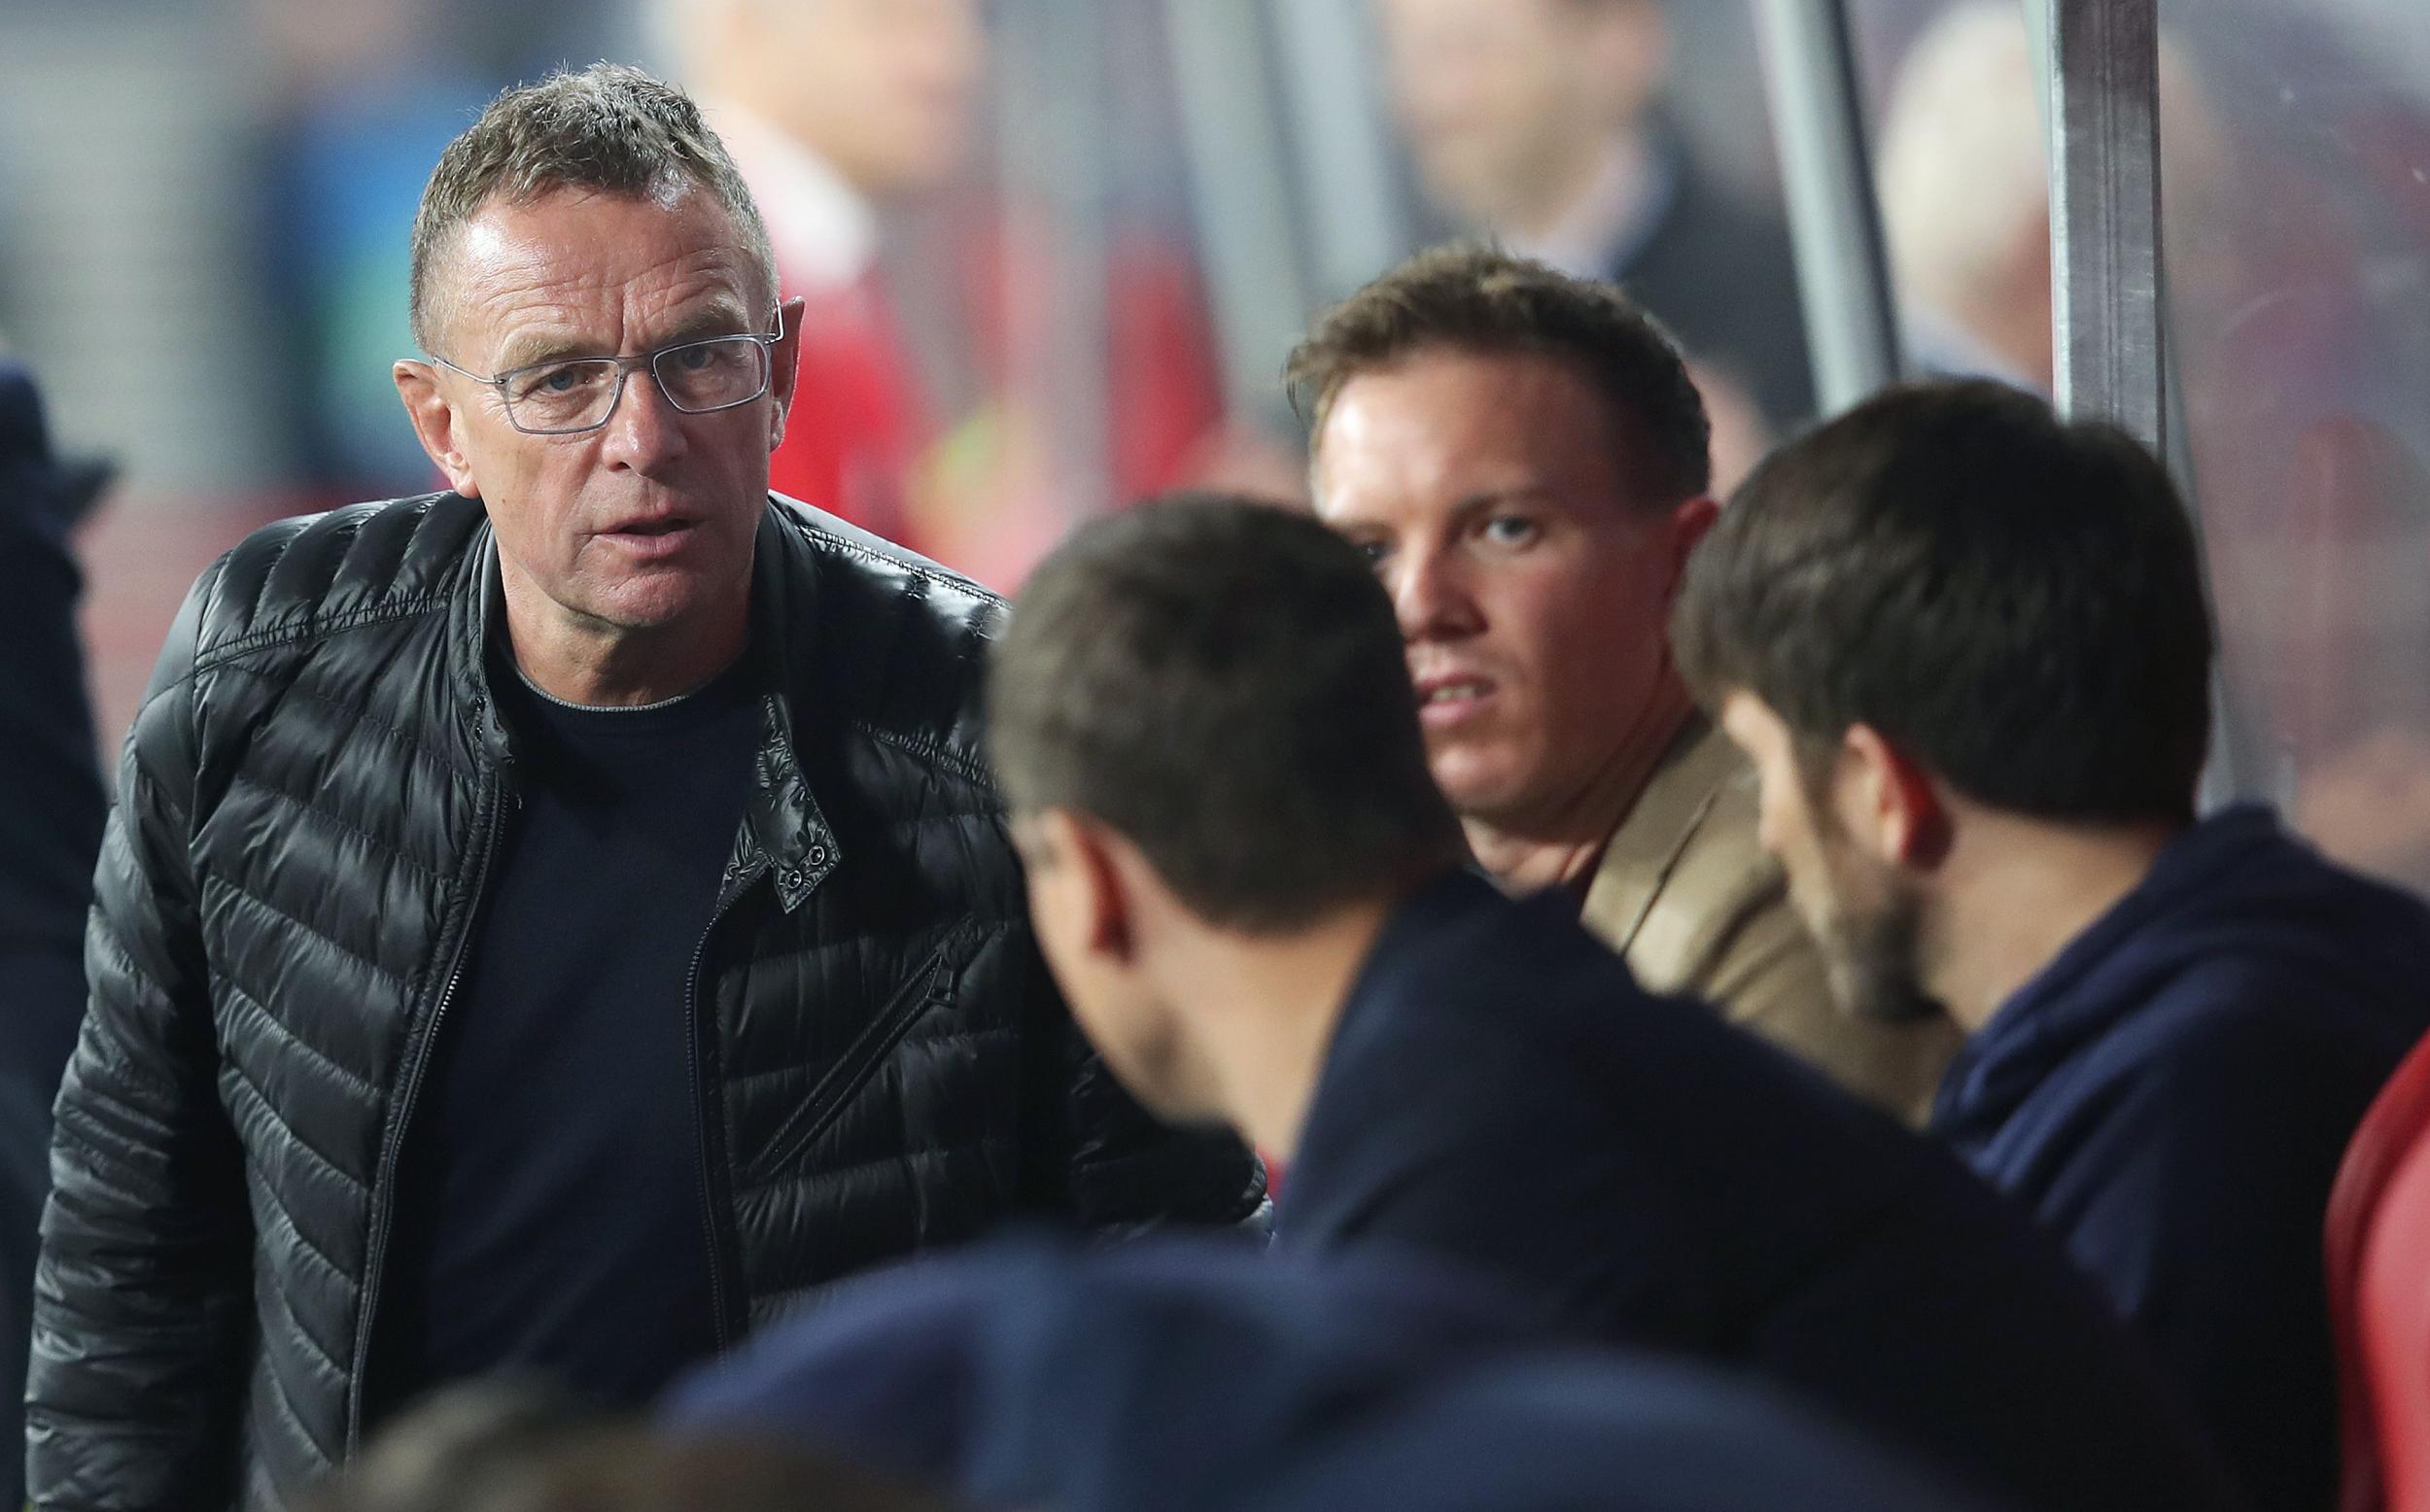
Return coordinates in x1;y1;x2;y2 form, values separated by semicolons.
0;0;2427;888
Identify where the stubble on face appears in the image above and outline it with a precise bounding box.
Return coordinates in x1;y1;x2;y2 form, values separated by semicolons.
1724;693;1942;1024
1800;835;1942;1025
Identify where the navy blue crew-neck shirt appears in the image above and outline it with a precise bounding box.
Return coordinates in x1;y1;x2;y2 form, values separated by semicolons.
367;654;762;1424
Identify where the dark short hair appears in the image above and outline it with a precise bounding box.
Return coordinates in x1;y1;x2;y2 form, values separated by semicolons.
1286;245;1712;503
303;1382;951;1512
1673;380;2213;824
408;62;777;353
989;495;1466;931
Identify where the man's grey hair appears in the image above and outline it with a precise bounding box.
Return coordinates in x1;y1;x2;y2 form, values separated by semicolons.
407;62;779;357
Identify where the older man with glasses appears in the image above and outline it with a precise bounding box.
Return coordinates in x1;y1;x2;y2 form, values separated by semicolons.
25;62;1263;1512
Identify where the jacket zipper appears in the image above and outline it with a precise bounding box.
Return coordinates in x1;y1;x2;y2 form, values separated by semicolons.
345;766;507;1448
686;862;762;1352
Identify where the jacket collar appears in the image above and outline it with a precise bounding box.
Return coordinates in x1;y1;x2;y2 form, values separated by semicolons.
734;503;844;911
443;497;844;913
1579;712;1742;953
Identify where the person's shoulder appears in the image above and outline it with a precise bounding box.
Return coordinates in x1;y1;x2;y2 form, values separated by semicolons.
1629;762;1786;968
763;493;1008;792
2042;950;2419;1155
2120;827;2430;1069
768;492;1005;630
184;491;481;668
1361;876;1687;1075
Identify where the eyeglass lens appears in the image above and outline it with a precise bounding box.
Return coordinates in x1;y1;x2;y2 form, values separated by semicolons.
503;335;770;432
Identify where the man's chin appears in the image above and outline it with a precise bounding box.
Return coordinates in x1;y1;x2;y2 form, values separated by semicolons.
1428;755;1535;826
576;573;732;634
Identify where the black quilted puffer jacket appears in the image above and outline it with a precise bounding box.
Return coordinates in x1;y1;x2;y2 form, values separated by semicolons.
27;493;1265;1512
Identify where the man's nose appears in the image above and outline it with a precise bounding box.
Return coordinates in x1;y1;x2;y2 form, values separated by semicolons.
599;363;690;473
1390;549;1483;642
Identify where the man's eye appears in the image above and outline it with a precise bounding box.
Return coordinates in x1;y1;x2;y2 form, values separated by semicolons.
1353;539;1392;567
511;363;599;401
1481;516;1540;546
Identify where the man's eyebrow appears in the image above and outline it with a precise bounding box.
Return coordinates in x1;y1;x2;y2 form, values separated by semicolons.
1447;486;1561;522
656;304;760;344
492;331;596;373
491;306;760;372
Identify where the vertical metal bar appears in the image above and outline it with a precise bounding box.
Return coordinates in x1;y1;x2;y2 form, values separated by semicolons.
992;0;1117;525
1752;0;1903;415
2036;1;2245;801
1160;0;1313;418
1269;0;1409;303
2043;0;2166;452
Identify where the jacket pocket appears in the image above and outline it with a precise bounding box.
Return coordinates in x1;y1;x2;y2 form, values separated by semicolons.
744;920;992;1189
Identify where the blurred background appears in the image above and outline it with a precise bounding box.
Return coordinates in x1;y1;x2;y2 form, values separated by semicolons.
2;0;2426;889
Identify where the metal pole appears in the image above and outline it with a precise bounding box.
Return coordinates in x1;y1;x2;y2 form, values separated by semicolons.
1270;0;1410;303
994;0;1116;525
2036;1;2244;801
2042;0;2166;452
1160;0;1313;419
1752;0;1903;415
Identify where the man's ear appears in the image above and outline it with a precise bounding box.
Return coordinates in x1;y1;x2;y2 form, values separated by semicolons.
394;361;482;498
1835;724;1954;871
1660;494;1720;602
766;295;807;455
1035;808;1139;964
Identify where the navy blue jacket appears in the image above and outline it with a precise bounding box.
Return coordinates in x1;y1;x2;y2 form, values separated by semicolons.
0;364;109;1512
661;1235;2008;1512
1936;805;2430;1511
1278;871;2242;1512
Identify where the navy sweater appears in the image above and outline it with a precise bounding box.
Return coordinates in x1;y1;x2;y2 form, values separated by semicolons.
1936;805;2430;1512
1276;871;2240;1512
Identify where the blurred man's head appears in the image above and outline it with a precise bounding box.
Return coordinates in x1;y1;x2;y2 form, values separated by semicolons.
1291;248;1715;863
1876;2;2052;388
1376;0;1670;236
1878;5;2231;394
661;0;985;197
1673;381;2214;1022
988;496;1466;1121
308;1381;951;1512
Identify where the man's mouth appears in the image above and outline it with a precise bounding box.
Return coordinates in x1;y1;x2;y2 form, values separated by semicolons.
1414;674;1497;725
1420;678;1491;706
598;515;703;557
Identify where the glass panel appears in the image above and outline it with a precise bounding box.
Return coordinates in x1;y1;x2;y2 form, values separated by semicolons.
1851;0;2430;891
2157;0;2430;891
0;0;1807;757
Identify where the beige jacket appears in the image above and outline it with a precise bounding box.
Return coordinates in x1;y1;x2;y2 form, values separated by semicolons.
1579;716;1962;1125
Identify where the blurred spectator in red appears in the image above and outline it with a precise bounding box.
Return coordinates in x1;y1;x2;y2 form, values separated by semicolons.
657;0;1233;582
1372;0;1809;472
656;0;984;550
